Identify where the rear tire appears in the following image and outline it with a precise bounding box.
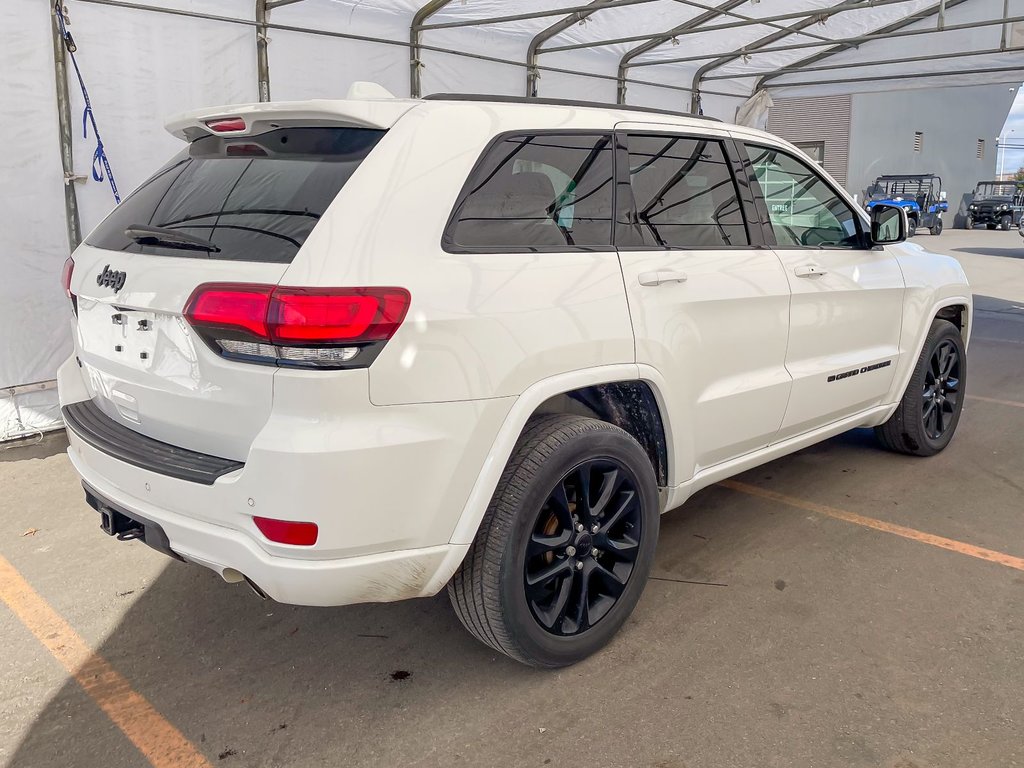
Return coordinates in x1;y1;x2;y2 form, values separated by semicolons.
448;414;659;668
875;319;966;457
907;217;918;237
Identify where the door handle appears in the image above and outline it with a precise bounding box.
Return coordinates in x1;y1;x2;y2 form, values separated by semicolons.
638;270;688;286
794;264;828;278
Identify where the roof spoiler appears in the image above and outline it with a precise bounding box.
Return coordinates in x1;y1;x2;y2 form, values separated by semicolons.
165;84;414;141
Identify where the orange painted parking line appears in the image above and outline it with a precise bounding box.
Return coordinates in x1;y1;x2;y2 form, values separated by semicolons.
0;555;211;768
721;480;1024;573
967;394;1024;409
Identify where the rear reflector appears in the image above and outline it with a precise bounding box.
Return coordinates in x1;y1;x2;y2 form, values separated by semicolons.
253;516;318;546
183;283;410;369
205;117;246;133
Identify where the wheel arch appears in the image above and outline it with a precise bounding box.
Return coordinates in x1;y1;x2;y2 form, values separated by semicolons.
879;294;972;419
448;365;678;546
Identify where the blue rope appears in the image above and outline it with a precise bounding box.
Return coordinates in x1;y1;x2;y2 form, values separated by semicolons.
54;2;121;203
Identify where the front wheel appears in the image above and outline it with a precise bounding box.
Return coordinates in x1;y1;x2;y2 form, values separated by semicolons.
448;415;659;667
875;319;966;456
964;215;974;230
1001;214;1013;231
930;218;943;236
907;217;918;237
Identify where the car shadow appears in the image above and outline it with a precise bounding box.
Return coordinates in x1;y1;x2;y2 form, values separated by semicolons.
951;246;1024;259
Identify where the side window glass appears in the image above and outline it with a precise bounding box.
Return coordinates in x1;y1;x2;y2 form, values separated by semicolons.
623;135;749;248
447;133;614;250
743;144;861;248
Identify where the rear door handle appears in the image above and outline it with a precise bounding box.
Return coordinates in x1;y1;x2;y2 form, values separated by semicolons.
794;264;828;278
638;270;688;286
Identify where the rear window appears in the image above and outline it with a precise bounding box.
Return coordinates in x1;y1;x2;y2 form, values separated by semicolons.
623;134;748;248
86;127;385;263
445;133;614;251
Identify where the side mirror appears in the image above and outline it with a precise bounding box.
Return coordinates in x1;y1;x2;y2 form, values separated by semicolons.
870;203;907;245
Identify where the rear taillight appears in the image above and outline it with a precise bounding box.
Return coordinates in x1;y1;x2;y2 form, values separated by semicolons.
183;283;410;370
253;516;318;546
61;256;77;315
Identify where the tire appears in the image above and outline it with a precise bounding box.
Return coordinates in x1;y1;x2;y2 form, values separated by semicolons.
875;319;966;457
448;414;659;667
930;217;943;236
907;217;918;237
1001;214;1013;231
964;216;974;230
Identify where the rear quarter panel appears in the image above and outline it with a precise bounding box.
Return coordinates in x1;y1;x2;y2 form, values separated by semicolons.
281;103;635;405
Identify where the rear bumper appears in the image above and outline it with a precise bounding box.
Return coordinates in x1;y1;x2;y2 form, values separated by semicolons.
58;356;514;606
70;447;470;606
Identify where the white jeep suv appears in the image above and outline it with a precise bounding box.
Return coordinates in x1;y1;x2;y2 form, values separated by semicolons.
59;92;971;667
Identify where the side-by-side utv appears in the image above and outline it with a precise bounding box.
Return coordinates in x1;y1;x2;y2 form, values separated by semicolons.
966;180;1024;230
864;174;948;236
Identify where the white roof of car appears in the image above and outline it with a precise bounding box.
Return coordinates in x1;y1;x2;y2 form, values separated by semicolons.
165;82;776;143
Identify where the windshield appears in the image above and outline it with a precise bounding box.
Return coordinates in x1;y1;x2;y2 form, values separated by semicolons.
86;127;385;263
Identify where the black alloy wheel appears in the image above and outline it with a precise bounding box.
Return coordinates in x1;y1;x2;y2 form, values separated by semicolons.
448;415;659;667
922;339;961;440
524;459;642;636
875;318;966;457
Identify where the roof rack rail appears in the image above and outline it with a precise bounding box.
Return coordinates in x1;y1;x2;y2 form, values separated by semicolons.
423;93;721;123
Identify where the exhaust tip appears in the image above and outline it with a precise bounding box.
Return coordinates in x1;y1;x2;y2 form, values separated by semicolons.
243;575;270;600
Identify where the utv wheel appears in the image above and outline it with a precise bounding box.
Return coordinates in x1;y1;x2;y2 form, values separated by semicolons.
930;218;943;236
964;216;974;230
448;414;659;667
907;217;918;237
1001;214;1013;231
875;319;966;457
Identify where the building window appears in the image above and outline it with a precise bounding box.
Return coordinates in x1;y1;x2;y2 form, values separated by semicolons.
794;141;826;166
977;139;986;159
914;132;924;153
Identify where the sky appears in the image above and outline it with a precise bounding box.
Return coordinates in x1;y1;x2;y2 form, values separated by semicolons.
997;83;1024;177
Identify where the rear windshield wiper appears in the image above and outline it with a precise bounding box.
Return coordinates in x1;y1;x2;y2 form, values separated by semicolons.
125;224;221;253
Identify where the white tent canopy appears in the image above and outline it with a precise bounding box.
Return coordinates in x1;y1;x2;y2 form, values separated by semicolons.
2;0;1023;439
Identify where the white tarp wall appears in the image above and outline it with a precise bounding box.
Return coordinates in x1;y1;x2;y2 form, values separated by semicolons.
3;0;1023;440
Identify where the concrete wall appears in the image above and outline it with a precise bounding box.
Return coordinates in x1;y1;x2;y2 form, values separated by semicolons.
846;84;1017;217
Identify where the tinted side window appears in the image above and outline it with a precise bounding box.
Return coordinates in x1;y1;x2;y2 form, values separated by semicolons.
86;127;385;263
622;134;748;248
447;133;614;250
743;144;861;248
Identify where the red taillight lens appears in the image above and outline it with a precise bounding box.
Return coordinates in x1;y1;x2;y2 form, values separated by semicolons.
253;516;318;546
184;284;273;339
61;256;74;299
183;283;411;369
206;117;246;133
269;288;410;342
